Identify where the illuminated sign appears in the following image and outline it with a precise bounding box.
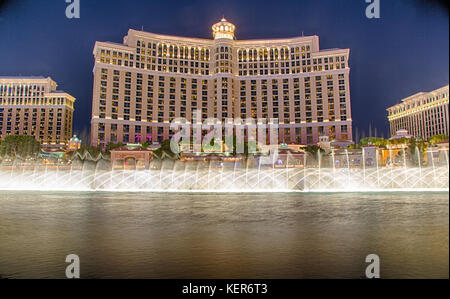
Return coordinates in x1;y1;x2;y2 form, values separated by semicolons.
214;33;233;40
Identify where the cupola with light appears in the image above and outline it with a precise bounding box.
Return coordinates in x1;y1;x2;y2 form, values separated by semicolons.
212;17;236;40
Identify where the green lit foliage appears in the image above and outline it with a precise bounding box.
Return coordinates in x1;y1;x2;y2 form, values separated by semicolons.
153;139;178;160
305;145;324;156
429;134;449;145
0;135;41;158
360;137;388;148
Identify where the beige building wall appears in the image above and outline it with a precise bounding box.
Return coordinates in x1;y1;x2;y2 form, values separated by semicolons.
91;18;353;147
0;77;75;146
387;85;449;140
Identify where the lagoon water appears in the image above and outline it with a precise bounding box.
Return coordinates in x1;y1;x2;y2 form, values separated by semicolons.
0;191;448;279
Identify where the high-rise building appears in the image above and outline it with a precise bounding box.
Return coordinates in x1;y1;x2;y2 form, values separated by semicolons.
0;76;76;147
387;85;449;140
90;18;352;147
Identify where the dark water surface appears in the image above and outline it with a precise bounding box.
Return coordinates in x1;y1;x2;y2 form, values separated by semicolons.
0;191;448;279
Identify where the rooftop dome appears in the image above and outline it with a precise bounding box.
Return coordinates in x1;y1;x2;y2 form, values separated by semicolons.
212;17;236;40
70;135;81;142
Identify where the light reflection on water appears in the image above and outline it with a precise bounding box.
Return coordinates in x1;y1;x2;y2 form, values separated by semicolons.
0;191;448;279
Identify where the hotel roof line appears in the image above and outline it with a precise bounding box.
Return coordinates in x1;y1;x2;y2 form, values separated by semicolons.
94;29;349;55
0;76;75;97
126;28;321;44
388;84;450;108
0;76;48;79
386;84;449;111
95;40;349;52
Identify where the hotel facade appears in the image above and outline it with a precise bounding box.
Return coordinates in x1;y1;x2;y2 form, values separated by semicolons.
0;76;75;147
90;18;353;148
387;85;449;140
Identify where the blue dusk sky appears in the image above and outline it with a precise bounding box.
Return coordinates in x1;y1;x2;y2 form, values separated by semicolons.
0;0;448;139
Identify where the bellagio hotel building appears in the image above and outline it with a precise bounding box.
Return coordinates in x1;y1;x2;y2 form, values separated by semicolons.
387;85;449;140
0;76;75;147
90;18;352;147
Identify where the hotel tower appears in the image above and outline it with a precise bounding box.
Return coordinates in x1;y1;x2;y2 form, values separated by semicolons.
90;18;353;148
0;76;75;147
387;85;449;140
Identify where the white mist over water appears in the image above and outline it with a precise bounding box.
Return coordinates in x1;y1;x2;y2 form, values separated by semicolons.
0;147;448;192
0;162;448;192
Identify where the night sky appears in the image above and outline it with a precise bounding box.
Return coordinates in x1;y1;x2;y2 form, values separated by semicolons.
0;0;448;141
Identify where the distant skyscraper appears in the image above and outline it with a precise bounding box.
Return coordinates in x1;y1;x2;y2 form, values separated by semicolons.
90;18;353;147
0;76;76;147
387;85;449;140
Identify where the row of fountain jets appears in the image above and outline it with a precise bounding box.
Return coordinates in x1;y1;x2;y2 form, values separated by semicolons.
0;147;448;192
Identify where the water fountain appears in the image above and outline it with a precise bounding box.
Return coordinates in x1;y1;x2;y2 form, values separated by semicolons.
0;148;448;192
